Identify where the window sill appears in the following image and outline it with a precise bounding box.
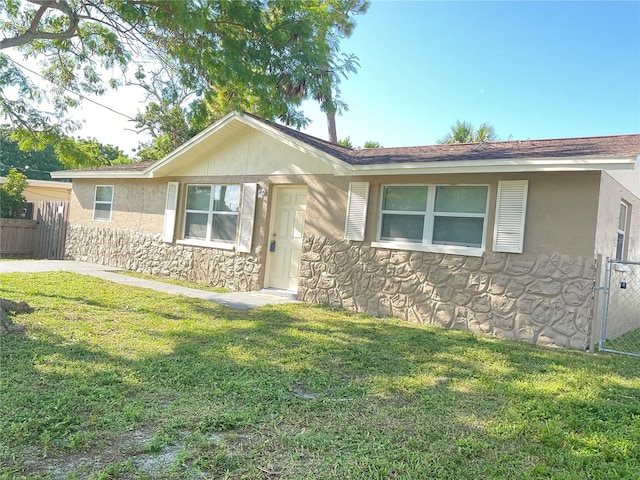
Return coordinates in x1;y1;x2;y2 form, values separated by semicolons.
177;239;235;250
370;241;484;257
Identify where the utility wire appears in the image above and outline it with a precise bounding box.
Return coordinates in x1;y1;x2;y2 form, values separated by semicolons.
7;56;138;122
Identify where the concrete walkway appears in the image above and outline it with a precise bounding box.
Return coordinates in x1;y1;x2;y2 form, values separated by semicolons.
0;260;298;310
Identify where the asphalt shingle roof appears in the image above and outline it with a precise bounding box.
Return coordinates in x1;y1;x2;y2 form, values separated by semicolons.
258;115;640;165
63;114;640;174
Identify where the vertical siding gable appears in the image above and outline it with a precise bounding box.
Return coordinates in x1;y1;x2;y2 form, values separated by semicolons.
171;128;337;177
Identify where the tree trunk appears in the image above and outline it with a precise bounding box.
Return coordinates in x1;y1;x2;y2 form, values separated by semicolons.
327;110;337;144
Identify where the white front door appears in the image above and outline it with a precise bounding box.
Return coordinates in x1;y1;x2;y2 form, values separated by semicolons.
265;186;308;291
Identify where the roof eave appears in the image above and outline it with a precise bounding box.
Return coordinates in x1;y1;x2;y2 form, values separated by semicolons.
50;170;152;179
336;156;638;176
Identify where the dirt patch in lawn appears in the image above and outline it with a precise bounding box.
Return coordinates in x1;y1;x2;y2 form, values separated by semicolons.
15;427;205;479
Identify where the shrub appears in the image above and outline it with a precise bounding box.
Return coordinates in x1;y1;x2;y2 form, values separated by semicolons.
0;168;28;218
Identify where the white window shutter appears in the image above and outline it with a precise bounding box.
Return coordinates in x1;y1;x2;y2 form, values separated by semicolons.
344;182;369;241
162;182;179;243
237;183;257;253
493;180;528;253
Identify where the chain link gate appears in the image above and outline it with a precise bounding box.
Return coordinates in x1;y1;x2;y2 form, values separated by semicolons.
599;258;640;357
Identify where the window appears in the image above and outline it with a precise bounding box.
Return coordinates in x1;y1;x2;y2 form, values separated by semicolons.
93;185;113;221
378;184;489;252
183;184;241;244
616;202;629;261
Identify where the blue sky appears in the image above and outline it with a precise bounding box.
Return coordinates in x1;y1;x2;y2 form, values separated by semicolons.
300;0;640;147
67;1;640;151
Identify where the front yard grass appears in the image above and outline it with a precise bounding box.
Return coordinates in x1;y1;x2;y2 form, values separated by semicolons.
604;326;640;356
1;271;639;479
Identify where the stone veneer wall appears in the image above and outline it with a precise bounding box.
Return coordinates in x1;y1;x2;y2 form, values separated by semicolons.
65;225;262;291
299;235;597;350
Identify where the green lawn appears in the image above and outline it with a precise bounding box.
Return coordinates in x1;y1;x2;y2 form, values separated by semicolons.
604;327;640;357
1;272;639;480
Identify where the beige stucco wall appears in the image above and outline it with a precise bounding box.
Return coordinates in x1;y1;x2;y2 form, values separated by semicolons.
605;262;640;340
69;178;169;233
594;172;640;344
606;168;640;199
595;171;640;260
69;174;348;257
359;171;600;259
69;170;601;260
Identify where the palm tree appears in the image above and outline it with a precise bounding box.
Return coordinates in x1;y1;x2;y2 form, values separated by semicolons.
437;121;498;144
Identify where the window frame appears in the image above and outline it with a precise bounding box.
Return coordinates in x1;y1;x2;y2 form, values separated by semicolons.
373;183;490;257
92;185;114;222
179;183;241;250
615;201;629;261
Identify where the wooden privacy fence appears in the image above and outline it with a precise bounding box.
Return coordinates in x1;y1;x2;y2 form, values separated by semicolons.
35;201;69;259
0;218;38;258
0;201;69;259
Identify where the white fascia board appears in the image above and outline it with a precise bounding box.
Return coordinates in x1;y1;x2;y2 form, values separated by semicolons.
336;156;638;176
50;170;152;179
1;176;72;188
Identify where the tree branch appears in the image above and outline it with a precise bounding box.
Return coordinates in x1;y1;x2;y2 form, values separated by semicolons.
0;0;80;50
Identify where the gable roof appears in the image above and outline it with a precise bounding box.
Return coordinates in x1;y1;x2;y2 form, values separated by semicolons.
52;112;640;179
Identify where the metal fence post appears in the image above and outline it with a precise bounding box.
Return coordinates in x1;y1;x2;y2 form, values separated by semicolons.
589;254;603;353
598;257;611;352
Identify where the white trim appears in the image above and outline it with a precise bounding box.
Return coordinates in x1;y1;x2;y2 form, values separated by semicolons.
344;182;369;241
377;183;489;250
176;239;235;250
333;157;638;176
182;183;241;244
615;201;629;261
371;241;484;257
0;177;72;189
92;185;113;222
50;155;638;179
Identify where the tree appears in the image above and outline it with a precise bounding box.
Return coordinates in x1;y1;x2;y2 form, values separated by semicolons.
338;137;381;149
1;126;64;179
0;168;28;218
1;125;130;172
1;0;368;161
338;137;354;148
437;121;498;144
130;67;210;161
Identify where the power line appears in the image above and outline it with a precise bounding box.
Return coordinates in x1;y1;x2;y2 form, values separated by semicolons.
6;56;138;122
